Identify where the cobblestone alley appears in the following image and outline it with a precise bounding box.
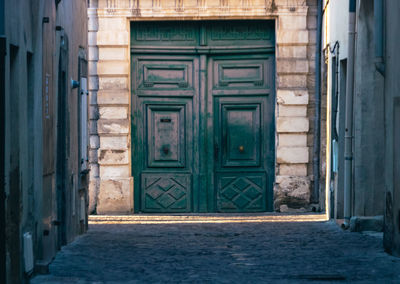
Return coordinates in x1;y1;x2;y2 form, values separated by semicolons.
31;214;400;283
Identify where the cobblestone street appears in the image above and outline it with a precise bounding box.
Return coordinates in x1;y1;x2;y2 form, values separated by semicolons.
31;214;400;283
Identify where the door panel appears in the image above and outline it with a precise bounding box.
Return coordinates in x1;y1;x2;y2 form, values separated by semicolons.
217;173;267;212
146;104;186;168
212;56;272;91
213;96;271;212
220;103;261;167
137;98;194;213
141;173;191;212
132;54;198;213
137;60;193;90
210;54;274;213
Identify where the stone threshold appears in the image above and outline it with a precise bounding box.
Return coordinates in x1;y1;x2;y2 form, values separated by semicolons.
89;213;328;224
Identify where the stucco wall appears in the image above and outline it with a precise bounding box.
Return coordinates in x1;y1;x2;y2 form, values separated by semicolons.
383;0;400;256
88;0;317;214
3;0;88;281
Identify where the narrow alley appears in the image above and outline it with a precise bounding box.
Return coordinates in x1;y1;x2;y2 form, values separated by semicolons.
2;0;400;283
31;214;400;283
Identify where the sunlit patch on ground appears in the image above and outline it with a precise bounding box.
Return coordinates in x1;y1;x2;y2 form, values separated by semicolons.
89;213;328;225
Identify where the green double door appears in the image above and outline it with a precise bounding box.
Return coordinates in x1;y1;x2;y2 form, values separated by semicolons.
131;21;275;213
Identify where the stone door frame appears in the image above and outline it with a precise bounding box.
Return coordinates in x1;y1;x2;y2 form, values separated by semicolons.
88;1;313;214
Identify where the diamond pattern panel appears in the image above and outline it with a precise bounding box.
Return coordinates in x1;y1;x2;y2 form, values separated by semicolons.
142;174;191;212
217;175;266;212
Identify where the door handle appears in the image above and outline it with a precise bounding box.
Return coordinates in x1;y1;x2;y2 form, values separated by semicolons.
162;146;169;155
238;145;244;153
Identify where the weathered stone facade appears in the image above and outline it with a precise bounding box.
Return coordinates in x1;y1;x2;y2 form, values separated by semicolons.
88;0;317;214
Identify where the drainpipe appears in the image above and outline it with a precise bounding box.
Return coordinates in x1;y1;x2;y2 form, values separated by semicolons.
0;0;6;281
343;0;356;228
312;0;323;205
374;0;385;76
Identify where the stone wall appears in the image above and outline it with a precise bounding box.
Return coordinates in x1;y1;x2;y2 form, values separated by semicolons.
88;0;317;214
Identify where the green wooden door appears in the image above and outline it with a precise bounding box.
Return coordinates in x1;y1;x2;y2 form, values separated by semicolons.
132;55;199;212
131;21;275;213
209;55;275;212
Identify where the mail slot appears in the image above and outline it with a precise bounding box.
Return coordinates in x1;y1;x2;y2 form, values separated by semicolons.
160;118;172;123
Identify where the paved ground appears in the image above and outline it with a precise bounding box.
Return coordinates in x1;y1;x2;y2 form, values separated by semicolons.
31;214;400;283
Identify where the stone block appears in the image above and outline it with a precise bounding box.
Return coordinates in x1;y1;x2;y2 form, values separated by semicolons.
88;46;99;61
309;30;317;44
99;76;128;90
278;105;307;117
97;61;129;76
277;59;309;74
277;89;309;105
88;16;98;32
89;149;98;163
277;45;307;59
277;30;308;44
89;76;99;91
278;134;307;146
89;120;97;134
89;91;97;105
100;136;128;149
88;31;97;46
97;178;132;214
278;74;308;88
89;105;99;120
88;61;98;76
98;17;127;31
307;14;317;29
90;164;99;179
100;165;130;178
90;135;100;148
279;15;307;30
97;90;129;105
277;147;309;163
307;45;316;59
99;106;128;119
98;149;129;165
97;31;129;46
274;176;310;210
88;179;99;214
98;119;129;134
277;117;309;132
279;164;307;176
99;47;128;61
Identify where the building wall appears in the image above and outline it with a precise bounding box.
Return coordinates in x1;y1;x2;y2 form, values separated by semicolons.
353;0;385;217
383;0;400;256
324;0;350;220
324;0;385;221
3;0;88;282
88;0;318;214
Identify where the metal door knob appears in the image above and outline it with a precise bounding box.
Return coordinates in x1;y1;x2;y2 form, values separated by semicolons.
162;146;169;155
238;145;244;153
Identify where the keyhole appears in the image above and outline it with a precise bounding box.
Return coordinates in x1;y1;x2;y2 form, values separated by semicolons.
238;145;244;153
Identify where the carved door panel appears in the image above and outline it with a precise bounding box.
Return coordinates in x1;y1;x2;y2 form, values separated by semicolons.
209;55;275;212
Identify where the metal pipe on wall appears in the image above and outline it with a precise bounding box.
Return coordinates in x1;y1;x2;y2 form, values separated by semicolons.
374;0;385;75
343;0;357;228
312;0;323;204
